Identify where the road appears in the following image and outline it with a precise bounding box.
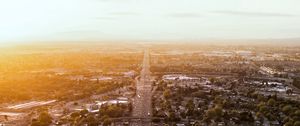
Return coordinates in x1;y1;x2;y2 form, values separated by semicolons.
131;50;152;126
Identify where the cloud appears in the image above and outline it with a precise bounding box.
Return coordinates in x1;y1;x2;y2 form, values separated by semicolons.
57;30;104;35
109;12;140;16
94;17;117;20
93;0;133;3
212;10;296;17
167;13;202;18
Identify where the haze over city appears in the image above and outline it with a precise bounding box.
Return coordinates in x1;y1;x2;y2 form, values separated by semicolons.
1;0;300;45
1;0;300;126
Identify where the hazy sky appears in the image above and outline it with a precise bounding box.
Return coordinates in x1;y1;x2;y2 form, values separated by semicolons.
0;0;300;43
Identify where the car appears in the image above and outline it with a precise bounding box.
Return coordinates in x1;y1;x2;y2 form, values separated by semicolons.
123;122;129;125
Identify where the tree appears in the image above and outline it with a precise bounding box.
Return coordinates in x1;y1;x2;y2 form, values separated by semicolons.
103;118;112;126
109;105;123;117
286;89;293;95
282;105;293;115
209;77;216;84
192;91;206;99
294;121;300;126
163;89;171;99
168;111;176;121
214;105;223;118
128;103;133;112
163;100;172;110
295;110;300;116
31;121;41;126
206;109;216;120
214;97;223;105
100;105;124;118
32;112;52;126
186;99;195;111
4;115;8;121
259;105;268;114
293;78;300;89
267;98;276;106
256;112;264;123
80;109;89;116
71;112;80;119
73;102;79;106
85;115;98;126
240;111;254;122
100;115;110;121
257;95;266;102
284;121;294;126
180;111;186;119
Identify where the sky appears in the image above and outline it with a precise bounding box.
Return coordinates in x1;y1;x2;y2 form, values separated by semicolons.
0;0;300;44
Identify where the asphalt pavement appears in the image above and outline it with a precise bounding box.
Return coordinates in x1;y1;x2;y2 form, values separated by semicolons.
131;50;152;126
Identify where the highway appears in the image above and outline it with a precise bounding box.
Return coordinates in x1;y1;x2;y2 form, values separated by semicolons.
131;50;152;126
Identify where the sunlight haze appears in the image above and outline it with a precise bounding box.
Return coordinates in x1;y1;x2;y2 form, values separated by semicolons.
0;0;300;44
1;1;300;125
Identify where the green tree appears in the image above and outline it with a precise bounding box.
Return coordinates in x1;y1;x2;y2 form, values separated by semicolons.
186;99;195;111
86;115;98;126
31;121;41;126
168;111;176;121
214;105;223;118
209;77;216;84
282;105;293;115
163;89;171;99
71;112;80;119
103;118;112;126
267;98;276;106
206;109;216;120
259;105;268;114
286;89;293;95
295;110;300;116
284;121;294;126
32;112;52;126
294;121;300;126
